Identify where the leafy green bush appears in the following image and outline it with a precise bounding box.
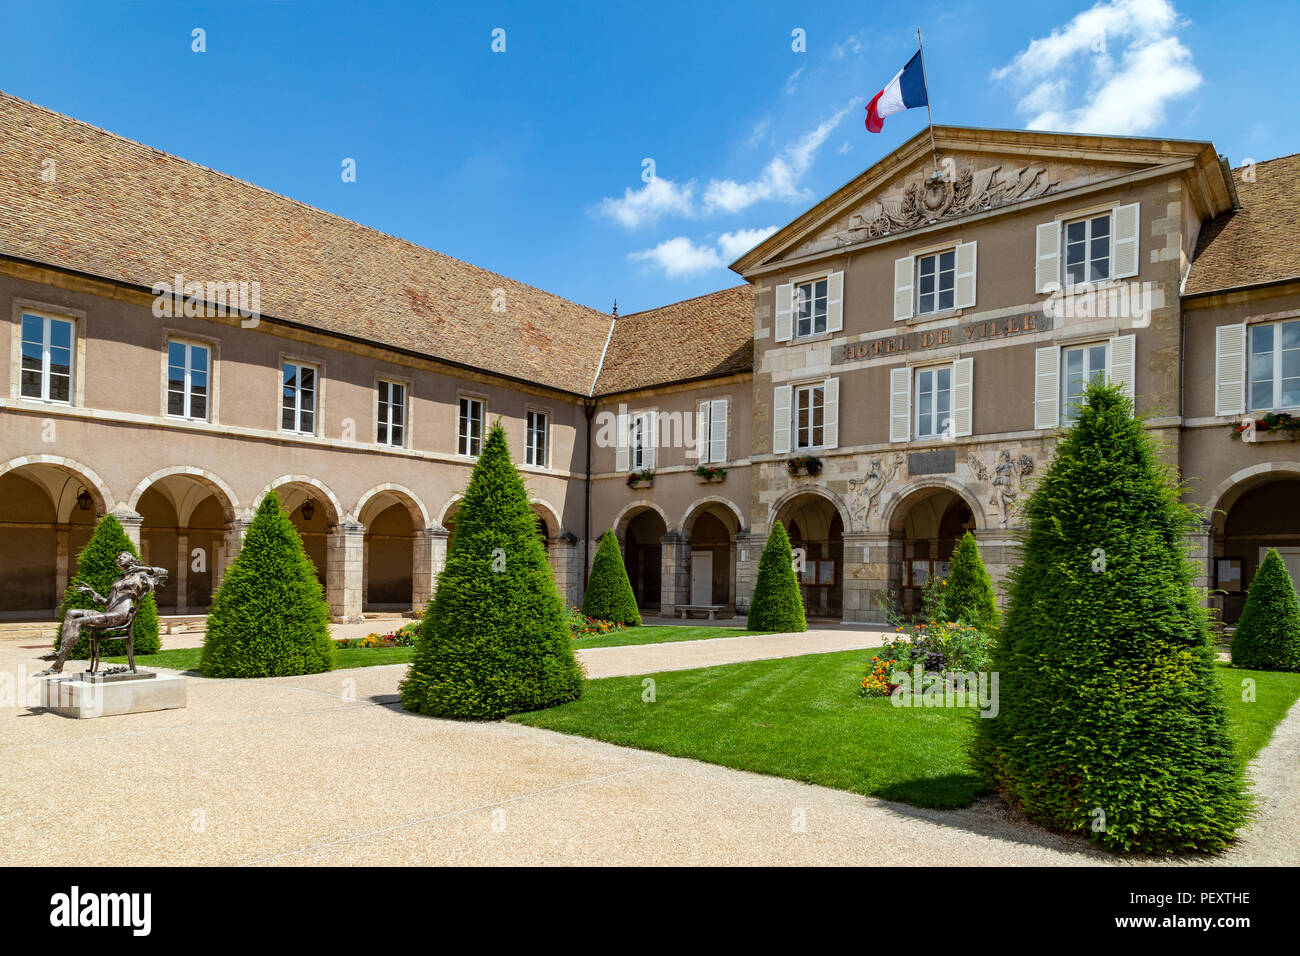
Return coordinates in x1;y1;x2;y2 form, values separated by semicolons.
200;491;335;677
400;422;584;718
942;531;999;630
1232;548;1300;671
746;521;807;632
972;380;1249;853
57;514;160;658
582;530;641;626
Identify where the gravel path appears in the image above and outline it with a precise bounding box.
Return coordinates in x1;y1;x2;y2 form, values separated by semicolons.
1;636;1294;866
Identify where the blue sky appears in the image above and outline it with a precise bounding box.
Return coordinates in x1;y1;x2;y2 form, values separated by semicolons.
1;0;1295;314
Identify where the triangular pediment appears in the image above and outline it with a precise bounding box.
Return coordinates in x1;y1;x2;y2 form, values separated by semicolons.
731;126;1227;273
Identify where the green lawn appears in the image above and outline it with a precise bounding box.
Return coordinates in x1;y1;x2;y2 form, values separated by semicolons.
511;651;1300;810
104;624;761;673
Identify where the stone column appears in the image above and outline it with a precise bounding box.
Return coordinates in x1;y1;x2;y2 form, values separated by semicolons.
327;520;366;623
549;537;583;610
1185;521;1216;624
175;531;190;615
973;529;1020;612
219;518;250;591
734;531;765;616
659;530;690;617
112;506;144;550
412;526;449;608
54;524;72;615
843;531;899;624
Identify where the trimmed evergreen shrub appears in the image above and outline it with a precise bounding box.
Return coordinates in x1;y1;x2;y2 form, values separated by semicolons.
57;514;161;658
200;491;335;677
582;529;642;626
746;521;807;632
972;380;1249;853
942;531;999;630
1231;548;1300;671
400;422;584;718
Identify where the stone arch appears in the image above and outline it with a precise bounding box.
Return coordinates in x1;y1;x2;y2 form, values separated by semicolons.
766;484;853;535
354;483;431;529
612;499;673;539
436;494;464;530
256;475;343;525
127;466;239;524
1204;462;1300;534
529;498;564;538
680;495;746;538
879;477;987;534
0;455;113;519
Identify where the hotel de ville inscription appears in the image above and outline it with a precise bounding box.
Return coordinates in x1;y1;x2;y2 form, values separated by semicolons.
832;311;1052;365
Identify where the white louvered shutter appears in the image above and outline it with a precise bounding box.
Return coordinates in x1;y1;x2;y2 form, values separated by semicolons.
1034;346;1060;430
893;256;914;321
710;399;727;462
641;412;656;470
889;367;911;442
1111;202;1141;279
1214;323;1247;417
955;241;977;310
951;357;973;437
826;271;844;334
695;401;709;462
774;283;794;342
615;408;630;472
822;378;839;449
1035;221;1060;293
773;385;792;454
1108;334;1136;403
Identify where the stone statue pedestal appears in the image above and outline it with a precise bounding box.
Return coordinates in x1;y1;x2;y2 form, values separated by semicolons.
39;671;187;719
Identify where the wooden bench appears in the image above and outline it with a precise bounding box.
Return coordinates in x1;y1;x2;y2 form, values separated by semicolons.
677;604;727;621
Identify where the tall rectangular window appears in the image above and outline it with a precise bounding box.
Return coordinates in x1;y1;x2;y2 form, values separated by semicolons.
282;361;317;434
1249;319;1300;412
630;413;651;469
916;250;956;315
795;384;825;449
526;409;548;467
915;365;952;438
1064;214;1111;285
20;312;73;403
377;380;406;447
167;341;210;420
794;278;828;338
459;397;483;456
1061;343;1108;423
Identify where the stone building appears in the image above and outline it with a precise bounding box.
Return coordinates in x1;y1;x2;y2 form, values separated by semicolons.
2;92;1297;625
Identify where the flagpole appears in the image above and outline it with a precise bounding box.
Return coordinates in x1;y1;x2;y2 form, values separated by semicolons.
916;27;940;174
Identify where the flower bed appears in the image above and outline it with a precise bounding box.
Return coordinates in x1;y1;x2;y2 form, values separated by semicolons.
568;606;625;637
859;619;995;697
336;618;420;649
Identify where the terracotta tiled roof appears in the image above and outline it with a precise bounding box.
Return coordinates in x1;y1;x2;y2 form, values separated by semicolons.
1185;153;1300;296
594;285;754;395
0;92;616;394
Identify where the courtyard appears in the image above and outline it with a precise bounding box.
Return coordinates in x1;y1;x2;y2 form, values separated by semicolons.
4;626;1297;867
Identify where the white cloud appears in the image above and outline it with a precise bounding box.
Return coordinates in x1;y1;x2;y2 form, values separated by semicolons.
992;0;1201;135
784;65;805;94
630;225;779;278
702;102;857;215
831;33;864;60
837;141;853;155
596;176;695;229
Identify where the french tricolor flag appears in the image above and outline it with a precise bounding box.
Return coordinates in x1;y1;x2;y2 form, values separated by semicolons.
865;51;928;133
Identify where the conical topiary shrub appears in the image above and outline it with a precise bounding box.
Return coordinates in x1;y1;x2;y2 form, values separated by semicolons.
400;422;583;718
57;513;161;659
1232;548;1300;671
200;491;334;677
747;521;807;632
972;380;1249;853
942;531;999;630
582;530;641;626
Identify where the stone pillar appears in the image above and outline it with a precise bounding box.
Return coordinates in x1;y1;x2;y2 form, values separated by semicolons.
549;537;583;610
112;506;144;550
412;526;449;608
54;524;72;615
175;530;190;615
734;531;765;616
843;532;899;624
659;530;690;617
327;520;366;623
1186;521;1216;625
973;530;1020;612
219;518;250;591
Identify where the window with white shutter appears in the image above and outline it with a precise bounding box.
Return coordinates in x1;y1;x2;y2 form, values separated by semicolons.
774;283;794;342
773;385;792;454
951;357;973;437
1035;221;1060;293
822;378;839;449
1034;346;1060;430
889;366;911;442
1108;334;1136;400
696;399;729;463
1111;202;1141;279
914;365;951;439
826;271;844;334
1214;323;1246;417
955;242;977;310
615;408;630;472
893;256;914;321
1246;320;1300;412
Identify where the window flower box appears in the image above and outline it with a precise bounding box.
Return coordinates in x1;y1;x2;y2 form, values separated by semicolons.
786;455;824;477
625;469;655;489
695;465;728;484
1230;412;1300;442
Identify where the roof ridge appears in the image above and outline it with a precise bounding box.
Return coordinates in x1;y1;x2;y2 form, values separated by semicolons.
619;283;751;319
0;89;612;321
